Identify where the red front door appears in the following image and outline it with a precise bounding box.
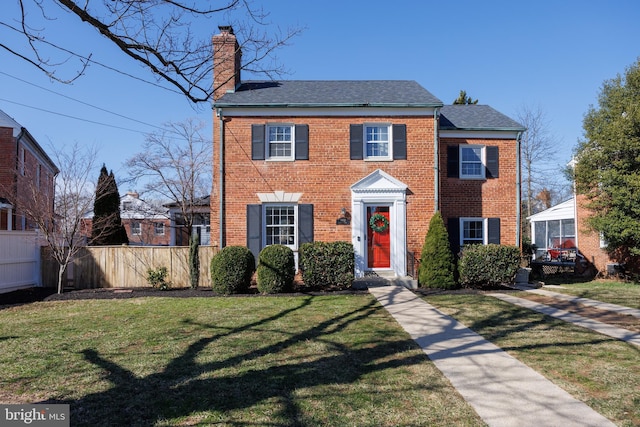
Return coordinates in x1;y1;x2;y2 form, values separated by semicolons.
367;206;391;269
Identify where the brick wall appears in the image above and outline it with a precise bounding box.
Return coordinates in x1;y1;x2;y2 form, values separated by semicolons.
212;115;437;257
439;138;518;246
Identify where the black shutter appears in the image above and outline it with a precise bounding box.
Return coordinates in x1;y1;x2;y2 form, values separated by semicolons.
247;204;262;262
350;124;363;160
488;218;501;244
298;204;314;245
295;124;309;160
486;146;499;178
447;217;460;255
392;124;407;160
251;125;265;160
447;145;459;178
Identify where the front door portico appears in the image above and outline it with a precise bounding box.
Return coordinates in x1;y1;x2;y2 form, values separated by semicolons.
351;169;407;278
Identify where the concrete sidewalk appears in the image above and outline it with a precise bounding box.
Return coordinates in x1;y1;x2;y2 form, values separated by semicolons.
369;285;615;427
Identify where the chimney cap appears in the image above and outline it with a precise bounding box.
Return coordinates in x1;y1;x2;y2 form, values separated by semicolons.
218;25;234;35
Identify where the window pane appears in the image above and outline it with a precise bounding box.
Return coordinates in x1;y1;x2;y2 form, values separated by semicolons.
268;126;292;158
462;220;483;244
548;220;560;247
366;125;389;157
460;146;483;177
265;206;296;247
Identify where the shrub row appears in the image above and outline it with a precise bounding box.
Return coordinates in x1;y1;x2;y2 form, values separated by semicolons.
299;241;354;290
458;244;521;289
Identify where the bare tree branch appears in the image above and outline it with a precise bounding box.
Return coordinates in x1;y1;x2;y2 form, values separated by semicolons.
2;0;303;103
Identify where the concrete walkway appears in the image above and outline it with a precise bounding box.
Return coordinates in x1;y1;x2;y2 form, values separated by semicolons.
489;292;640;347
521;287;640;318
369;285;616;427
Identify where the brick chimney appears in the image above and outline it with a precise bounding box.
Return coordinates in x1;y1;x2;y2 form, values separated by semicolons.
212;25;242;101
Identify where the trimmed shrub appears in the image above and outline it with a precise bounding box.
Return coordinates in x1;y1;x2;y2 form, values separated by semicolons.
257;245;295;294
299;241;354;290
418;212;457;289
210;246;255;294
458;244;521;289
147;266;170;290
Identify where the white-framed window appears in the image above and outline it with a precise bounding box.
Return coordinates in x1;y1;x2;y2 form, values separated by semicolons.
460;145;485;179
122;201;132;211
267;124;294;160
365;124;391;159
154;222;165;235
131;221;141;236
460;218;487;245
264;204;297;249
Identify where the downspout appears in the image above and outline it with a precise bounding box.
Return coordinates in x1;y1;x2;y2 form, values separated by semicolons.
515;131;523;248
433;107;440;212
217;107;225;249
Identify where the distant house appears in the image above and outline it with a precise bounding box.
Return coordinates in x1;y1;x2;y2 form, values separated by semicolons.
527;199;576;260
83;192;171;245
165;195;211;246
210;26;525;277
0;109;58;230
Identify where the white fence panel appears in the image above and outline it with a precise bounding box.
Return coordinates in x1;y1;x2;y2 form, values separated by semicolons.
0;231;40;293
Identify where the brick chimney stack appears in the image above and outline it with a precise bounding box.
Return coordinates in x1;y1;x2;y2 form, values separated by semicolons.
212;25;241;101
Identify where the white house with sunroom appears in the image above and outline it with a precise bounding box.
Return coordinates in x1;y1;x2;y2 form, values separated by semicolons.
527;198;577;261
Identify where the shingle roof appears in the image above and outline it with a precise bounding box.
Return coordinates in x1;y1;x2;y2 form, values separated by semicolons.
439;105;525;131
215;80;443;107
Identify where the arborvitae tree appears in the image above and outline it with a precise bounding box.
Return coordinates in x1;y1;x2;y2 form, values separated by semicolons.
453;90;479;105
189;234;200;289
418;212;457;289
91;165;128;245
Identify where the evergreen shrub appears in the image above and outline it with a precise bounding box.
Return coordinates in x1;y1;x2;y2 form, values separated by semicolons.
418;212;457;289
256;245;295;294
210;245;255;294
299;241;354;290
458;244;521;289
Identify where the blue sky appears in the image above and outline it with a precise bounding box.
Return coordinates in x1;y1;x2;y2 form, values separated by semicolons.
1;1;639;196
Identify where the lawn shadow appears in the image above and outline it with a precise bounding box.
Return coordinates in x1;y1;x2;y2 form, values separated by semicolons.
44;296;434;426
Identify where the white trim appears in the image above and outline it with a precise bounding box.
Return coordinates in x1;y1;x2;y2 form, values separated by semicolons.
218;106;437;117
257;191;302;203
266;123;295;161
460;217;487;245
440;129;521;139
459;145;486;179
351;170;407;278
364;123;392;160
262;204;298;251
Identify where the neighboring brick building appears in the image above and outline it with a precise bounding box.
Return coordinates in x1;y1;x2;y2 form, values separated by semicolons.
0;109;58;231
211;26;525;278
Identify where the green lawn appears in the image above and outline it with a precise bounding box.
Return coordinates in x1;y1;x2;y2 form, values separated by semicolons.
0;295;484;427
424;285;640;427
538;279;640;309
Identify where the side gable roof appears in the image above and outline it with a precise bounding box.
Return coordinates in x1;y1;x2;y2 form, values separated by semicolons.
215;80;443;107
439;105;525;131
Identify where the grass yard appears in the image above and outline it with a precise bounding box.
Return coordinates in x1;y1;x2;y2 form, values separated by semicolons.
0;295;484;427
538;279;640;309
424;288;640;427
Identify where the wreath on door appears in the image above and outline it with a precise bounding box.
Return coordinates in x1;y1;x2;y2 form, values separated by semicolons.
369;213;389;233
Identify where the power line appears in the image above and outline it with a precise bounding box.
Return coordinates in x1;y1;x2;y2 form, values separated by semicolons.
0;97;147;134
0;71;165;131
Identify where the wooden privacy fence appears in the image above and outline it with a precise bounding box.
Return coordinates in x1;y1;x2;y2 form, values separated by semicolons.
0;231;41;293
42;245;219;289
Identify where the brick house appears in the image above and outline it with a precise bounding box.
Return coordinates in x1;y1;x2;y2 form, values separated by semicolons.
211;26;525;278
0;109;58;231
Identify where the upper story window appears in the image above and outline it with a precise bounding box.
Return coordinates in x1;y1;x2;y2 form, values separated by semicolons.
350;124;406;161
365;125;391;159
447;144;499;179
460;145;485;179
251;124;309;161
267;125;293;159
